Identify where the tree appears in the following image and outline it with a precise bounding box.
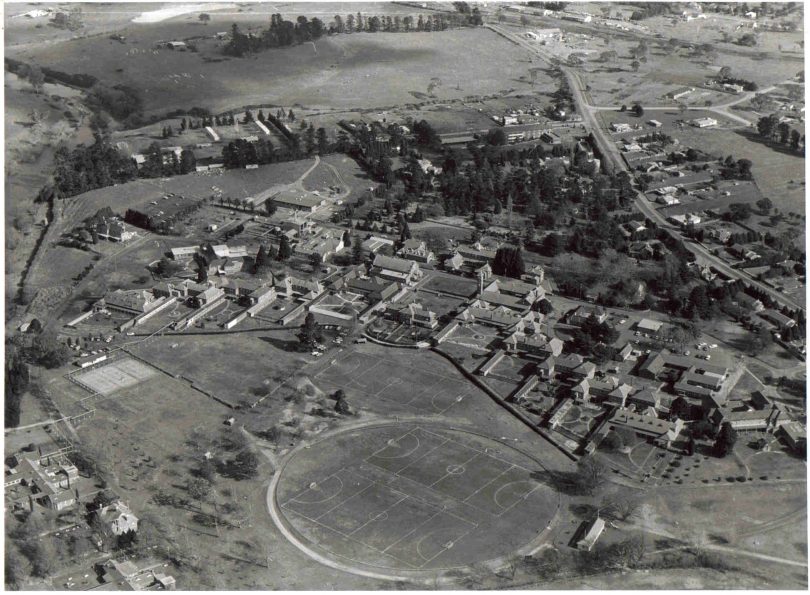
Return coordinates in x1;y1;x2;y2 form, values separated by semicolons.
309;251;322;270
630;60;640;72
790;129;801;151
155;257;182;278
718;65;732;79
264;201;277;218
277;235;292;261
25;65;45;94
776;121;791;145
199;13;211;24
756;196;773;214
599;431;623;452
574;457;606;495
632;103;644;117
542;233;561;257
713;422;737;457
492;245;526;278
229;449;259;479
254;244;271;273
351;234;364;264
298;313;321;348
756;114;778;139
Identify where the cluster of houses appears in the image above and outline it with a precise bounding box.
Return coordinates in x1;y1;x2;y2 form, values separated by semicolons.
4;440;177;587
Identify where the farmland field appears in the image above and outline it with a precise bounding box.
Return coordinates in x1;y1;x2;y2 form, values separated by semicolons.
8;27;542;116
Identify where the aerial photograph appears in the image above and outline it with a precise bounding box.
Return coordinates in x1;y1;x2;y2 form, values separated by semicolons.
3;0;806;590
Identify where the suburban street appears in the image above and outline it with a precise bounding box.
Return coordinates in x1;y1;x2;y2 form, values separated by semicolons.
488;23;804;313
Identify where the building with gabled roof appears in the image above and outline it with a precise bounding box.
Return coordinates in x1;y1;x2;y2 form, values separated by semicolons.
98;501;139;536
371;254;422;285
397;239;436;264
503;331;564;358
609;407;684;446
576;516;605;551
387;301;439;329
99;289;161;316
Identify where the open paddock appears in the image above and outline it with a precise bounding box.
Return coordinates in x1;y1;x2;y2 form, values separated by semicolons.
11;27;542;116
671;126;806;221
272;422;560;575
315;349;480;416
130;330;310;407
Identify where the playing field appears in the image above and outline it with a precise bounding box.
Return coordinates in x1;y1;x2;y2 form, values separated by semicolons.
272;423;559;574
73;357;156;395
315;350;479;415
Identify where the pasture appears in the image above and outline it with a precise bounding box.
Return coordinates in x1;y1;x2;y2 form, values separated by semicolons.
273;422;560;574
672;126;806;220
10;28;541;116
314;349;477;416
130;330;311;407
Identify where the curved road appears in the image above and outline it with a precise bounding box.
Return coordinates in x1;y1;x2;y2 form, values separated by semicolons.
488;24;803;313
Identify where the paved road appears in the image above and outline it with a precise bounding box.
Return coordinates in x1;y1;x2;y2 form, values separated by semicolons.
487;24;803;314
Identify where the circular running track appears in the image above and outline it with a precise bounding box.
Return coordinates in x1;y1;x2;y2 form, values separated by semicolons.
268;422;561;580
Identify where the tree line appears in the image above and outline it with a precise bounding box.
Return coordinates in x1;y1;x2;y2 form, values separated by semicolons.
224;10;481;57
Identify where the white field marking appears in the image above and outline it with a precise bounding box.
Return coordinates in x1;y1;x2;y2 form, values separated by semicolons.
282;506;419;569
494;481;542;518
382;509;443;554
429;452;481;488
418;522;477;568
348;495;408;537
367;429;421;460
348;467;476;528
284;473;345;507
314;484;375;522
462;465;515;503
417;427;535;474
389;439;450;476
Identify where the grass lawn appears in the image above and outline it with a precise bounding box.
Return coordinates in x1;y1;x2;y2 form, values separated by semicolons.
11;28;541;116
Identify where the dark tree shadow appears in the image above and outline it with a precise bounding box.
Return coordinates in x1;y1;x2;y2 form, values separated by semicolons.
734;129;804;159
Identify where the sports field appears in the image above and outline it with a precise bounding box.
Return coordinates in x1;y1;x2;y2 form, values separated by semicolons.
314;350;477;415
272;423;559;574
72;357;156;395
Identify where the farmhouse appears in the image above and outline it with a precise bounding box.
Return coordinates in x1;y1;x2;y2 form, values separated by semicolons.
166;41;187;50
611;122;633;133
371;254;423;285
503;330;564;358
